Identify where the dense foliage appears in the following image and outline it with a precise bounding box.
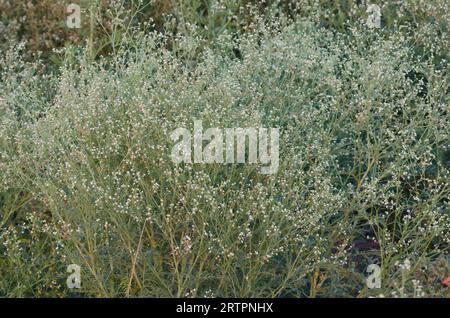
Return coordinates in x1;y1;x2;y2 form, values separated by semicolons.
0;0;448;297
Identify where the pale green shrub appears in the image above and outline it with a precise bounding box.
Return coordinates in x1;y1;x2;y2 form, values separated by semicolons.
0;8;448;297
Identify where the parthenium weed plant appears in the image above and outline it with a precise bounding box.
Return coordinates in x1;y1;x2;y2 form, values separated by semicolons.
0;2;449;298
